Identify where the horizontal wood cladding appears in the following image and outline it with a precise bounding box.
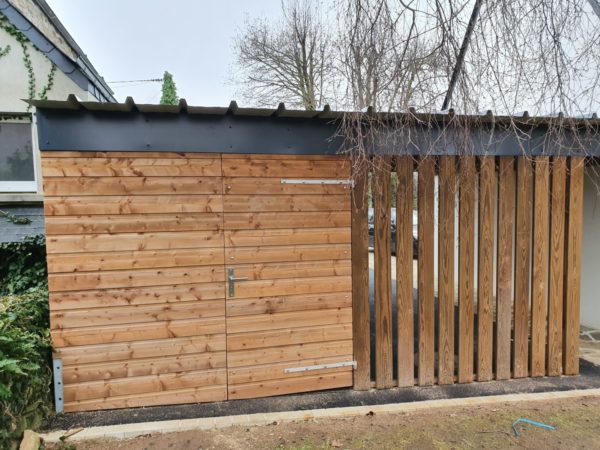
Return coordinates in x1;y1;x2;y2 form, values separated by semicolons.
47;231;223;253
222;158;350;178
50;300;225;329
52;316;225;347
62;351;227;384
222;211;350;230
45;213;223;235
223;194;350;212
225;228;351;247
47;248;224;273
226;292;352;317
55;334;227;366
223;154;353;399
65;385;227;412
43;151;353;410
42;156;222;177
49;282;226;310
48;265;224;291
45;195;223;215
44;176;222;196
225;243;351;264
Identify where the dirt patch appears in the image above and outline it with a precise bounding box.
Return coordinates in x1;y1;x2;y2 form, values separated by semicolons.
47;395;600;450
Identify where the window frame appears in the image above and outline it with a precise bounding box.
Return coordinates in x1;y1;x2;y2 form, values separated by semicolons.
0;116;39;195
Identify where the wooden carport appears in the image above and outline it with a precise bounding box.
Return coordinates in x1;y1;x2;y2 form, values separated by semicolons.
34;97;599;412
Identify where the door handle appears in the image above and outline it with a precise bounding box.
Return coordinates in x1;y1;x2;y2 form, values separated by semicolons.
228;268;248;298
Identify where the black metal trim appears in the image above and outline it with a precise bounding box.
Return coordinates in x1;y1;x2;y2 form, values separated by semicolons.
35;108;600;156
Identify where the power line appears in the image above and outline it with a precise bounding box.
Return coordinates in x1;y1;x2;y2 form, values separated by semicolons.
108;78;163;84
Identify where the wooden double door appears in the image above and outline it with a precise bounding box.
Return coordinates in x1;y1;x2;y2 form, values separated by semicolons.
44;151;353;411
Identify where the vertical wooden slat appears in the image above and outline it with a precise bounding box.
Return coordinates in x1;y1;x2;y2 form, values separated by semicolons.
548;157;566;376
418;157;435;386
513;157;533;378
374;156;393;388
496;157;515;380
351;161;370;390
477;157;494;381
396;156;415;387
531;157;550;377
438;157;455;385
563;157;584;375
458;156;476;383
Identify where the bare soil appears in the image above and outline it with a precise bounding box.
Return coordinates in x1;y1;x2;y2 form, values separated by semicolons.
48;395;600;450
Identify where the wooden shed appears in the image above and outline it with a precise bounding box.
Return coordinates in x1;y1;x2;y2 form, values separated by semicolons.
34;97;599;412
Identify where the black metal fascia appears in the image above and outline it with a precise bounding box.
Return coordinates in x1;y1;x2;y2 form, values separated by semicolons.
0;0;116;102
35;107;600;156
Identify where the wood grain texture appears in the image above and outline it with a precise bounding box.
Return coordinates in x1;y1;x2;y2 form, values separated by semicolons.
458;157;475;383
477;157;494;382
351;162;371;390
47;230;223;253
49;282;226;310
225;228;351;247
47;247;224;273
548;157;567;376
531;157;550;377
44;176;222;196
513;157;533;378
396;156;415;387
496;157;515;380
225;243;351;264
418;157;435;386
221;158;350;178
437;157;455;385
373;157;393;388
42;157;222;177
45;213;223;235
62;352;227;384
45;195;223;215
563;157;584;375
226;292;351;317
223;211;350;230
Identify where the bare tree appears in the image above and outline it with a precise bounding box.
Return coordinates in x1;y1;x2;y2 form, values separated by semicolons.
233;0;332;110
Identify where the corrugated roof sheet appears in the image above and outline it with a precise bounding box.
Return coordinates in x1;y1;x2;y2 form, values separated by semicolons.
29;95;600;126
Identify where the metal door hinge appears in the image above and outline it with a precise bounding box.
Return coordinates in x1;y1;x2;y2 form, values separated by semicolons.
280;179;354;187
284;360;357;374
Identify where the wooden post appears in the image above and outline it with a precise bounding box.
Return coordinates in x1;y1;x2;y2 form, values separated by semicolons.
396;156;415;387
458;156;476;383
563;157;584;375
496;157;515;380
374;156;393;388
351;160;370;390
438;157;456;385
514;157;533;378
531;157;550;377
418;157;435;386
477;157;494;381
548;157;567;376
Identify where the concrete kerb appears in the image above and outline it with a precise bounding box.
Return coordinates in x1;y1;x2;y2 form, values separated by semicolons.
40;388;600;443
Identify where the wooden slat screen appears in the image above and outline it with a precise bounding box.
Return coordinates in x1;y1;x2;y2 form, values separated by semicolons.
351;155;585;388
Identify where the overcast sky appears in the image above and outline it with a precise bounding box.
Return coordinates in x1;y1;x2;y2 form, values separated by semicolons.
46;0;283;105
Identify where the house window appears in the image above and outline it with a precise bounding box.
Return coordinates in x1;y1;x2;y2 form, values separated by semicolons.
0;122;37;193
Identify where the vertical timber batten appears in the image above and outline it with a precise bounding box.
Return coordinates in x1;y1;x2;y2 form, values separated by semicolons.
374;156;393;389
564;157;584;375
396;156;415;387
352;161;370;390
418;157;435;386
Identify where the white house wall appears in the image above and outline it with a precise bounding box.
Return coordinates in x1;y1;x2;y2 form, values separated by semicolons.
581;168;600;329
